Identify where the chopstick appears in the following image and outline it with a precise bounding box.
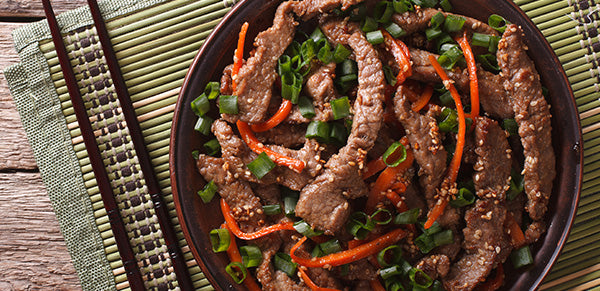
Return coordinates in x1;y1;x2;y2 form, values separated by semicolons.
86;0;194;290
41;1;145;290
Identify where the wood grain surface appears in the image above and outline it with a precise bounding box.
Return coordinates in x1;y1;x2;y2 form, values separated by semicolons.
0;2;82;290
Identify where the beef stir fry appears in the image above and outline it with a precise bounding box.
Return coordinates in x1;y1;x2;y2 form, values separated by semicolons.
190;0;555;290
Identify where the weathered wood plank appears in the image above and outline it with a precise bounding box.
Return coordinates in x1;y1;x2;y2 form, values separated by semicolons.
0;0;88;18
0;172;80;290
0;22;38;170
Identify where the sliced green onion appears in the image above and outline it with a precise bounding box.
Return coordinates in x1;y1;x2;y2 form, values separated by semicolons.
438;90;453;107
385;22;407;38
194;115;214;136
394;208;420;225
317;40;333;63
392;0;413;13
247;152;276;179
409;268;433;288
348;3;367;21
293;220;324;238
383;65;398;86
511;246;534;269
430;12;445;29
435;33;454;52
489;14;509;33
477;54;500;73
439;0;452;11
438;107;459;132
422;221;442;235
399;259;413;275
219;95;238;114
306;120;330;143
507;169;524;201
290;55;305;75
336;73;358;93
449;188;475;208
191;93;210;117
240;245;263;268
318;239;343;255
311;245;324;258
301;39;316;67
310;27;326;43
339;59;359;76
432;229;454;246
278;55;292;75
374;1;394;23
330;122;349;145
380;265;403;280
332;44;352;63
366;30;385;45
192;150;200;160
298;96;316;119
377;245;403;267
331;96;351;120
282;188;299;217
361;16;379;32
489;35;501;52
502;118;519;136
443;15;466;32
347;211;376;239
263;204;282;215
411;0;437;8
285;41;301;57
274;253;297;277
226;262;247;284
437;45;463;69
281;71;302;104
386;280;405;291
415;233;437;254
198;180;218;203
472;33;491;47
382;141;408;167
209;228;231;252
425;27;443;40
203;138;221;156
371;208;393;225
205;81;220;100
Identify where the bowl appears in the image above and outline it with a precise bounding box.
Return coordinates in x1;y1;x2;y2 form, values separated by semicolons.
169;0;583;290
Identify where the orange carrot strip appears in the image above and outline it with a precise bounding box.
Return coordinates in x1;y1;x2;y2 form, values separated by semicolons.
506;213;526;248
232;22;249;91
362;157;387;180
221;199;295;240
369;279;387;291
476;264;504;291
411;85;434;112
250;99;293;132
221;224;262;291
424;199;449;229
455;30;479;119
382;30;412;84
290;228;407;268
385;190;408;212
237;120;306;173
298;267;341;291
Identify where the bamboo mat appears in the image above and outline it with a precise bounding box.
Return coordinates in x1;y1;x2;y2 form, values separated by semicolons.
3;0;599;290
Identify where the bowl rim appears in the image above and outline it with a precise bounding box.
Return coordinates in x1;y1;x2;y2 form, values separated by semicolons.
169;0;584;290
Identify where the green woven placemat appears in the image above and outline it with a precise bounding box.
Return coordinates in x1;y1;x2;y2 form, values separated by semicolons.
3;0;599;290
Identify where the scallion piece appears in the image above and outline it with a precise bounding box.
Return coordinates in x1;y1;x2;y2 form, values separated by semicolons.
348;3;367;21
472;32;491;47
422;221;442;235
347;211;376;239
203;138;221;156
205;81;220;100
435;33;454;52
191;93;210;117
409;268;433;288
430;12;445;29
443;15;466;32
374;1;394;23
263;204;282;215
218;95;238;114
392;0;413;13
383;65;398;86
293;220;324;238
385;22;406;38
274;253;297;277
301;39;316;66
310;27;327;43
311;245;324;258
382;141;408;167
330;122;349;145
411;0;437;8
437;45;463;69
432;229;454;246
247;152;276;179
489;35;501;52
361;16;379;32
285;41;301;57
281;71;302;104
380;265;403;280
339;59;359;76
415;233;437;254
198;180;218;203
386;281;405;291
440;0;452;11
318;239;343;255
240;245;263;268
425;27;443;40
366;30;385;45
336;73;358;93
282;188;299;217
278;55;292;75
192;150;200;160
394;208;420;225
332;44;352;63
511;246;534;269
297;96;316;119
194;115;214;136
507;169;524;201
371;208;393;225
489;14;509;33
377;245;403;267
317;40;333;63
502;118;519;136
438;90;453;107
477;54;500;73
209;228;231;252
449;188;475;208
306;120;330;143
331;96;351;120
438;107;459;133
290;55;305;75
225;262;247;284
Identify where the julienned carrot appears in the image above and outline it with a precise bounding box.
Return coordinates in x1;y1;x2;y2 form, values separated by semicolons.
476;264;504;291
237;120;306;173
221;224;262;291
411;85;434;112
298;267;341;291
250;99;293;132
382;30;412;84
221;199;295;240
424;55;467;229
362;157;387;180
385;190;408;212
290;228;407;268
455;30;479;119
506;213;526;248
232;22;249;91
369;279;386;291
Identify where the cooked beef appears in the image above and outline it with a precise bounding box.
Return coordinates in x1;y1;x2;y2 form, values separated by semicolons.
255;123;307;148
443;252;495;291
392;8;498;36
307;268;344;289
393;85;446;204
367;123;397;160
273;272;309;291
415;254;451;280
353;280;370;291
434;227;462;261
270;139;323;178
293;0;362;20
286;63;337;123
252;184;282;205
336;259;378;281
524;220;546;244
255;236;285;291
462;131;478;165
220;64;233;95
403;182;427;212
497;24;555;221
473;117;511;200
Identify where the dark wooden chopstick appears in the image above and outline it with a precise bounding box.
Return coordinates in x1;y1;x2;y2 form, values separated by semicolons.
41;1;145;290
86;0;194;290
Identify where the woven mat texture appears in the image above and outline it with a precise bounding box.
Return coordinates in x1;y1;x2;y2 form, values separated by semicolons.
3;0;599;290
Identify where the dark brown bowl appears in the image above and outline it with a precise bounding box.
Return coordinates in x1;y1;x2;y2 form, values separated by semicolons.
170;0;583;290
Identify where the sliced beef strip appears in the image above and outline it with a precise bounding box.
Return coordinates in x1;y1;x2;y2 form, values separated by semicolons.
393;84;446;205
392;7;498;36
497;24;555;221
255;123;307;148
296;18;386;234
220;64;234;95
408;48;513;119
524;220;546;244
292;0;362;20
415;254;450;280
336;259;378;281
434;226;462;261
443;252;496;291
473;117;511;200
251;183;282;205
286;62;337;123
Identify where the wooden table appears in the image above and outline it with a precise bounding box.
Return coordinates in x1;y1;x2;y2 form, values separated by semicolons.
0;1;88;289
